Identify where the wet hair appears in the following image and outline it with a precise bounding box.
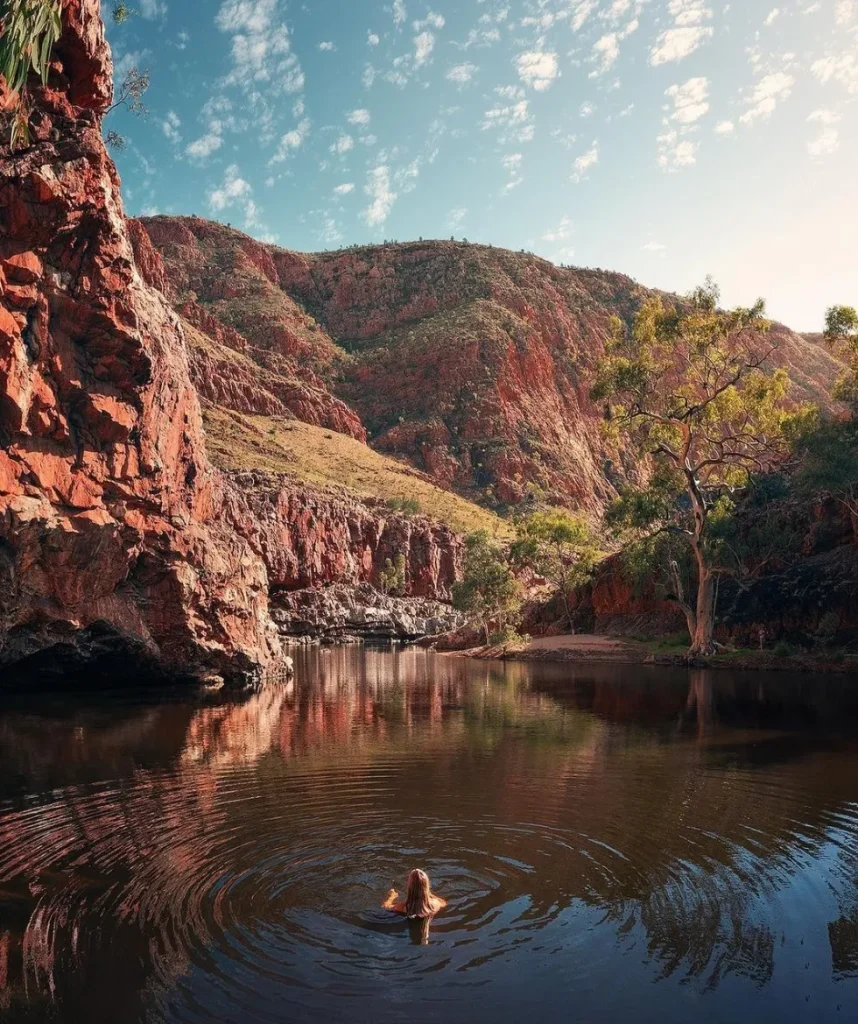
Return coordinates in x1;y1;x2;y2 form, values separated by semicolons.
404;868;436;919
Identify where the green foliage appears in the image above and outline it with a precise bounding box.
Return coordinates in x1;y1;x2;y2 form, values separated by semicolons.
452;531;521;645
510;508;598;625
592;279;801;654
792;415;858;515
386;496;421;516
823;305;858;411
378;553;407;596
111;2;136;24
489;624;531;648
773;641;796;658
0;0;62;149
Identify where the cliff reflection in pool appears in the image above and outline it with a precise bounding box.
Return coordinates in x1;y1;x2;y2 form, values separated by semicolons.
1;649;857;1023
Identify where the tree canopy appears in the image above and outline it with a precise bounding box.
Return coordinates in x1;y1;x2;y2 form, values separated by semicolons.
452;531;521;645
591;279;800;655
510;509;597;628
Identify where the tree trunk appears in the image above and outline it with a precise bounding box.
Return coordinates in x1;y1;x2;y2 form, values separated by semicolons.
689;567;717;657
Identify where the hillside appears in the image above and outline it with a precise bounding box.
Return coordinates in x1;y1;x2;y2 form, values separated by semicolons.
136;217;843;515
202;406;508;538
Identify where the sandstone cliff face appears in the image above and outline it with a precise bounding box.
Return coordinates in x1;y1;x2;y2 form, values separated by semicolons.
0;12;465;683
143;222;843;515
0;0;286;681
132;217;366;441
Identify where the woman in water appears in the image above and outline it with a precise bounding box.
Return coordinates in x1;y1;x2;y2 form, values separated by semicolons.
383;869;447;918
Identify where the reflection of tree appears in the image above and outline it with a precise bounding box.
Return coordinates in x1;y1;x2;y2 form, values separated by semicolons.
0;652;857;1011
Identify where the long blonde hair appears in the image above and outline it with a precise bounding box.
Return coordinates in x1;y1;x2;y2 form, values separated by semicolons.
404;868;435;919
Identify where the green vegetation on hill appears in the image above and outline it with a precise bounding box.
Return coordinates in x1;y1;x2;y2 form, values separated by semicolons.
202;405;510;538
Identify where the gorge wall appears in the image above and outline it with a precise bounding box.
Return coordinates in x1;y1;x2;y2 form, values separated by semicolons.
0;0;460;684
140;217;844;514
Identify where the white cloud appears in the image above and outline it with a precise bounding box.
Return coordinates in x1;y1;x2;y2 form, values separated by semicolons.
447;62;478;85
348;108;371;126
269;119;311;163
740;71;795;124
572;142;599;182
319;216;343;247
649;1;714;66
657;130;698;170
590;34;620;76
447;206;468;229
657;78;708;172
216;0;304;95
334;182;355;195
835;1;854;24
764;8;780;26
331;134;355;154
571;0;598;32
186;131;223;161
812;53;858;94
162;110;181;145
368;31;380;46
318;41;336;51
666;77;710;124
362;165;396;226
642;241;666;251
393;0;406;27
807;109;841;157
542;214;572;242
501;152;524;192
414;12;445;30
414;30;435;65
208;164;251;212
481;98;535;143
580;102;595;117
515;51;559;91
714;119;735;135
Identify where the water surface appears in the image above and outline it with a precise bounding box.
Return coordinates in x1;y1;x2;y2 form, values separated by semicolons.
1;649;857;1022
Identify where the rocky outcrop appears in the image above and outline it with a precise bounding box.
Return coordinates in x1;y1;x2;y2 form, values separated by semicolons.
271;582;465;643
0;0;280;682
131;217;366;440
222;471;461;599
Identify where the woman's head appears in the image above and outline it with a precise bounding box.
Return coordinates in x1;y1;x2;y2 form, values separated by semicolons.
404;868;434;919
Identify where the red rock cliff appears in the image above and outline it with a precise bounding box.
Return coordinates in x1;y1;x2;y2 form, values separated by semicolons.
0;4;462;681
0;0;281;681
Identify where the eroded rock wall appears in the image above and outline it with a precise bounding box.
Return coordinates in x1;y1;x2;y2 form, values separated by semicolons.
0;0;279;681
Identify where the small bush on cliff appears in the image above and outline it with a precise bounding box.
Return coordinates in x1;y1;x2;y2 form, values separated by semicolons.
453;531;521;646
510;509;598;630
378;553;406;596
592;278;804;657
386;497;421;516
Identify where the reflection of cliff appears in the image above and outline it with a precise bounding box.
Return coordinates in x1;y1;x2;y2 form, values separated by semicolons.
0;655;857;1012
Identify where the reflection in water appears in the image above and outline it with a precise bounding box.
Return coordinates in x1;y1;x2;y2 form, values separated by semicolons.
0;649;857;1022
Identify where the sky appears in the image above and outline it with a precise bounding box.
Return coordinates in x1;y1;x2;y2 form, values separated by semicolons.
105;0;858;330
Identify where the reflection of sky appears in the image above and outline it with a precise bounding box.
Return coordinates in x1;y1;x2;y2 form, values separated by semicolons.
0;653;857;1021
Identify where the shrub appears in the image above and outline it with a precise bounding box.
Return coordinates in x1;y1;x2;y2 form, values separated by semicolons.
386;497;421;516
773;641;795;658
490;625;530;648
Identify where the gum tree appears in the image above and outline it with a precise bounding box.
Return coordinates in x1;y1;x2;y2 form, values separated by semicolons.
510;509;598;629
591;279;798;657
452;531;521;645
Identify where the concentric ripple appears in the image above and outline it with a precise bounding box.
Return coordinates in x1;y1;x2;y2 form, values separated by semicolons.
1;653;858;1023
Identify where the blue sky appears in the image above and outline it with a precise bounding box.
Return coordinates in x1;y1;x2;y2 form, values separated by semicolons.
106;0;857;330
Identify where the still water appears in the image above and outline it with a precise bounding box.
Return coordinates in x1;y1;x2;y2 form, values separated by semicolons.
1;648;857;1023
